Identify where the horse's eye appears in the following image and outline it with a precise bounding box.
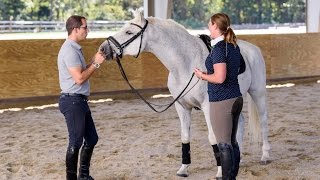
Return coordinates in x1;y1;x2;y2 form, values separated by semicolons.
126;31;133;35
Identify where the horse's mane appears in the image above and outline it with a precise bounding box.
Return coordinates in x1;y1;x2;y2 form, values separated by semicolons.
146;17;192;37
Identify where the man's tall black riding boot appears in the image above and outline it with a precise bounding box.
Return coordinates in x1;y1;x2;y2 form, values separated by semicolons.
218;143;235;180
66;146;79;180
78;145;95;180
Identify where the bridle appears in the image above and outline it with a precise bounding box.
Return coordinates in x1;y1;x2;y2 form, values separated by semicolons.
107;20;149;58
106;19;198;113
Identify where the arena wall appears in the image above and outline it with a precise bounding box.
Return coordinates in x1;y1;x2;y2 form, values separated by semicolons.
0;33;319;101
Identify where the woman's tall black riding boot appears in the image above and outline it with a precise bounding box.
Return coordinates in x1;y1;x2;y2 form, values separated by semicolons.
66;146;79;180
232;142;240;178
218;143;235;180
230;96;243;179
78;145;95;180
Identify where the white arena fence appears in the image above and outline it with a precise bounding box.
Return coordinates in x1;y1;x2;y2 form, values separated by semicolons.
0;20;305;33
0;20;126;33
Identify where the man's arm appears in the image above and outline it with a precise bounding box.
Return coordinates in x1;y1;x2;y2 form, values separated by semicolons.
68;52;105;85
68;64;96;85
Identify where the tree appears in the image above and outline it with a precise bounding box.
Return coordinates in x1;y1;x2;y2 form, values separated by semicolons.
0;0;306;26
0;0;25;20
173;0;223;28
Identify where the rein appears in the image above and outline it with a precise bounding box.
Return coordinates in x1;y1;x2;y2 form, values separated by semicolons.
115;55;196;113
107;19;199;112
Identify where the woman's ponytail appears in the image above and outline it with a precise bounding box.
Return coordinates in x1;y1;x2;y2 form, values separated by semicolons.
210;13;237;46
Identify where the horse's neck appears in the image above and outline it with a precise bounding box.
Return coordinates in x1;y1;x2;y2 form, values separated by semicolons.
144;23;205;79
146;45;189;76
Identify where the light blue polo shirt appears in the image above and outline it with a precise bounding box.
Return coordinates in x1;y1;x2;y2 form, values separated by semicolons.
57;38;90;96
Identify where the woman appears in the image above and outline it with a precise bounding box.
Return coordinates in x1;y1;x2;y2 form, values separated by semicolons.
194;13;244;180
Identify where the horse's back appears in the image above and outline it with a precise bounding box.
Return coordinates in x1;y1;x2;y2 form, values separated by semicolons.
237;40;265;69
237;40;266;93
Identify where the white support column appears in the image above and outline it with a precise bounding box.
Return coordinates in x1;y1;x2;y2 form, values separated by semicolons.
143;0;150;18
154;0;168;19
143;0;172;19
307;0;320;32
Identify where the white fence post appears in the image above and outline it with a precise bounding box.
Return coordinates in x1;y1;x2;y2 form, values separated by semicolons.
307;0;320;32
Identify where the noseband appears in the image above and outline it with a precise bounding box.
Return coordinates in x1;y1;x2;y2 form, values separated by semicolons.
108;20;148;58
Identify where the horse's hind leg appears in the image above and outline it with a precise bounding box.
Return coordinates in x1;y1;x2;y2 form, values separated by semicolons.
236;113;245;151
174;103;192;177
249;90;271;164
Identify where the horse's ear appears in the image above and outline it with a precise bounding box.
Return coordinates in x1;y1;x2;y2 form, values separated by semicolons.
132;9;142;18
132;8;145;25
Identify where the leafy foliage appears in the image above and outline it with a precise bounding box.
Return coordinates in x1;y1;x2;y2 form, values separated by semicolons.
0;0;306;28
173;0;306;28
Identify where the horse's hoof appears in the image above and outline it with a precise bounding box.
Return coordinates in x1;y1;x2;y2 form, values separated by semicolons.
176;164;189;177
260;160;271;165
176;173;188;177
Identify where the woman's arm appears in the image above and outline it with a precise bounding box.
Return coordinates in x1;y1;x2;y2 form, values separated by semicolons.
194;63;226;84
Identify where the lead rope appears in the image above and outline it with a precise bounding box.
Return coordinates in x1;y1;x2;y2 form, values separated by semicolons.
115;56;196;113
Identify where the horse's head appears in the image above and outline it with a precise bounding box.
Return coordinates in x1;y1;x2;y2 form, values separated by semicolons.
99;9;148;60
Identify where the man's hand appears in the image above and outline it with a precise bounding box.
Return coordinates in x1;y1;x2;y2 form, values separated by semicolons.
93;52;105;64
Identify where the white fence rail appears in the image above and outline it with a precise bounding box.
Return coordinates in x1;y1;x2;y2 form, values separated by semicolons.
0;20;305;34
0;20;126;33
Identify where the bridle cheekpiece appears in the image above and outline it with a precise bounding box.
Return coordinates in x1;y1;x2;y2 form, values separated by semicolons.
107;20;149;58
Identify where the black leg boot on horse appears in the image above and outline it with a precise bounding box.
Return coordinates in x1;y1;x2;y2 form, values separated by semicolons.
78;144;95;180
66;146;79;180
218;143;235;180
176;143;191;177
212;144;222;180
231;97;243;178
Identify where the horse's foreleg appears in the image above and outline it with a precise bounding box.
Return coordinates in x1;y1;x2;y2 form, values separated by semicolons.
202;104;222;179
174;103;192;177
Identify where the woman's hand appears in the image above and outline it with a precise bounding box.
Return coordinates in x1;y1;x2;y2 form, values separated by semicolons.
194;68;204;80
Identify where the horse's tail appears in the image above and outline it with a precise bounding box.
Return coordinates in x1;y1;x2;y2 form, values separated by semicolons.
247;93;261;145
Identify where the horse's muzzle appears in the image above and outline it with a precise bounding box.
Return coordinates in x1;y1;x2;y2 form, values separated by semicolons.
99;43;114;61
99;48;113;60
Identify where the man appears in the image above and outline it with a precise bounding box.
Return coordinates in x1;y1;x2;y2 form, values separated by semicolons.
58;15;105;180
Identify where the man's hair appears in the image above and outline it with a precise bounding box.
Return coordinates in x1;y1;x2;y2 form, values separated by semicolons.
66;15;86;35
